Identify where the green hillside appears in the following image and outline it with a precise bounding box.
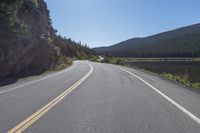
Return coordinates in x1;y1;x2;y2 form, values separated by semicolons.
94;24;200;57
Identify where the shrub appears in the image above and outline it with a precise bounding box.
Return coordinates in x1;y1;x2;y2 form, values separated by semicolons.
161;73;200;89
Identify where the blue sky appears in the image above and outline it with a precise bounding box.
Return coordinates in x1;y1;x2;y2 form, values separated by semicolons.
46;0;200;47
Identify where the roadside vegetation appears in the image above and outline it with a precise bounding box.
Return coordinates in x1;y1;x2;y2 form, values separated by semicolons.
161;73;200;89
117;57;200;62
101;57;200;64
101;56;200;89
89;56;99;62
51;57;73;71
47;54;99;73
102;57;125;65
104;57;200;62
43;35;97;72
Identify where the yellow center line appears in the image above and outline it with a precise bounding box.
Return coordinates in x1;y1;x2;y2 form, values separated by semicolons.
8;64;93;133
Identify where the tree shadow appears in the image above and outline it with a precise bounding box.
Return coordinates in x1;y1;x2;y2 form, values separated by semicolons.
0;71;45;87
0;78;18;87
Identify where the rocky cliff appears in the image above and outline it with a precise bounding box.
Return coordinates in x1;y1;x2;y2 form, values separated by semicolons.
0;0;58;80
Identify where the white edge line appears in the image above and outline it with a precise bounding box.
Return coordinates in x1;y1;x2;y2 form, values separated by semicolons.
119;67;200;125
0;62;77;94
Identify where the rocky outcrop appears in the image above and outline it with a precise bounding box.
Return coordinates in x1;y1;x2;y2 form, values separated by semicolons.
0;0;58;80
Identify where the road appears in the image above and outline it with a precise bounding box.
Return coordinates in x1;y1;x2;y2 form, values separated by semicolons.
97;56;104;62
0;61;200;133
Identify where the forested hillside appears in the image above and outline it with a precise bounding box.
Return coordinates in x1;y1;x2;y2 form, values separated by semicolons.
53;35;96;60
0;0;95;80
94;24;200;57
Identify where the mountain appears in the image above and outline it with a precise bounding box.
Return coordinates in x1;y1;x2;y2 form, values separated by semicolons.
0;0;95;81
94;24;200;57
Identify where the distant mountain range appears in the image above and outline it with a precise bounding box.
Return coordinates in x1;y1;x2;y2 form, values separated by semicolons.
94;24;200;57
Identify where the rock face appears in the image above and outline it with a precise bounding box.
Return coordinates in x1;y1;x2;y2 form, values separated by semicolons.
0;0;58;79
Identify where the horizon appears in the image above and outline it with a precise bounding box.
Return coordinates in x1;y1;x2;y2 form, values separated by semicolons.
96;23;200;48
46;0;200;48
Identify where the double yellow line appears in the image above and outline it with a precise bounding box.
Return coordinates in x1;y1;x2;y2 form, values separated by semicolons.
8;64;93;133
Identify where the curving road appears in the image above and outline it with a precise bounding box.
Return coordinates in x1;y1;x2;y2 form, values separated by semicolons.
0;61;200;133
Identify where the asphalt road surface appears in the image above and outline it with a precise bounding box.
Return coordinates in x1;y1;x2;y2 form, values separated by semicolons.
0;61;200;133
